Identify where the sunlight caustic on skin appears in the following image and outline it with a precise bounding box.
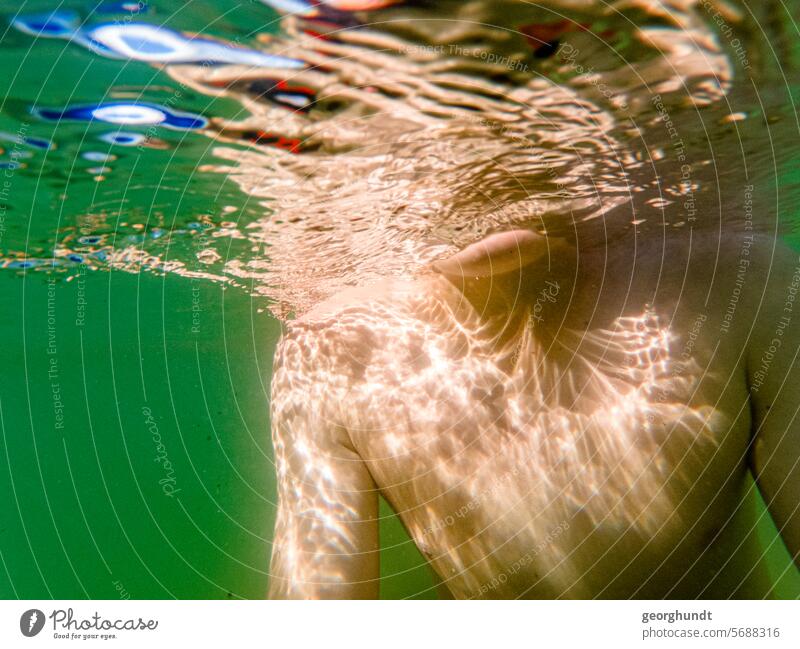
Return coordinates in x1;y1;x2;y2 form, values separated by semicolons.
265;224;750;598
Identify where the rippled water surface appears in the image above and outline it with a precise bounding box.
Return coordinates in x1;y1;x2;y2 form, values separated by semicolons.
1;0;800;597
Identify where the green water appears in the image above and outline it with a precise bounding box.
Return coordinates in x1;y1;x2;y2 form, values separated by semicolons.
0;0;435;598
0;0;798;599
0;271;434;598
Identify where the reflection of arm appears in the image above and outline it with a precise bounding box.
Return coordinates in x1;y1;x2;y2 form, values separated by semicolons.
268;328;380;599
748;245;800;566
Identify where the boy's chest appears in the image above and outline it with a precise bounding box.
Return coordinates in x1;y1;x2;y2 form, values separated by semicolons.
346;308;751;595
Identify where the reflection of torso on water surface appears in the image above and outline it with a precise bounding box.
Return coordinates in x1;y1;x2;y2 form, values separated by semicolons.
173;0;792;319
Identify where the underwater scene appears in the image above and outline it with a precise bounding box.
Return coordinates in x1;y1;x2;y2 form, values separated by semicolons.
1;0;799;599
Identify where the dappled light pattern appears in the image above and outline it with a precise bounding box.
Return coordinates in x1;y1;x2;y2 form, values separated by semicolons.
268;252;740;597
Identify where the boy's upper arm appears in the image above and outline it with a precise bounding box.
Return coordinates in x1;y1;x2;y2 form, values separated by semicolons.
747;244;800;563
268;324;380;599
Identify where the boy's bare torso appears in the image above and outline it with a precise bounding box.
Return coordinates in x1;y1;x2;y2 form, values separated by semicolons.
269;231;800;598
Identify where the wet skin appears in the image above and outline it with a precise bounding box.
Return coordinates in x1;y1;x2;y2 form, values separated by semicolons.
267;229;800;598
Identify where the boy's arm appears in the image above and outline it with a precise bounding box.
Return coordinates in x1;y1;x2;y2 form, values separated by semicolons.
268;329;380;599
